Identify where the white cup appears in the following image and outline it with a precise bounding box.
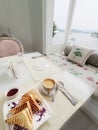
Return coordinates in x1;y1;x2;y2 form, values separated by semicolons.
41;78;56;96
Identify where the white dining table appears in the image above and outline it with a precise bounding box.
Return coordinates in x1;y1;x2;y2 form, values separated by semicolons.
0;52;96;130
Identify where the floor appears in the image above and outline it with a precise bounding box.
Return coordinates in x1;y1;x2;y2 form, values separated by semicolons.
60;109;98;130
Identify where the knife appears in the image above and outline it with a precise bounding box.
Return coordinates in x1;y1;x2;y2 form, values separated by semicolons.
59;87;78;106
32;55;44;59
10;63;19;79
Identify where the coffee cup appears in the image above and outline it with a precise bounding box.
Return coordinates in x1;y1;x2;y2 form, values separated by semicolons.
42;78;56;96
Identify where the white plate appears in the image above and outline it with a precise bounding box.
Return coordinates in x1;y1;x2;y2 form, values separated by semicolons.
32;62;49;71
3;96;53;130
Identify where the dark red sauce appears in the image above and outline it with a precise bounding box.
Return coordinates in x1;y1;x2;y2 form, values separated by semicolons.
7;88;18;96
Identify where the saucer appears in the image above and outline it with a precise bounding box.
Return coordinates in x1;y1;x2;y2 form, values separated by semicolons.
39;84;58;97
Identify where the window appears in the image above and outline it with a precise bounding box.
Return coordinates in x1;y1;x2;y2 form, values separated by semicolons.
52;0;69;45
42;0;75;54
68;0;98;50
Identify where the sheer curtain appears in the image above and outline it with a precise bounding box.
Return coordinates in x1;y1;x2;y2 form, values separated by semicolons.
68;0;98;50
43;0;76;54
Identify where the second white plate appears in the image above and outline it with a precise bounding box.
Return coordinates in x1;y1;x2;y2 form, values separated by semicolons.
32;62;49;71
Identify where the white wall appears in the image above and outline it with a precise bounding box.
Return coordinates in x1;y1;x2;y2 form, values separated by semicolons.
28;0;43;53
0;0;45;53
0;1;9;26
0;0;33;52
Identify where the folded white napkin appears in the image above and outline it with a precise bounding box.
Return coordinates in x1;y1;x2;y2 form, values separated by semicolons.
0;60;21;79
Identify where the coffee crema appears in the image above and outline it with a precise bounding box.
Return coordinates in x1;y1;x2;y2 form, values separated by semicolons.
43;79;55;89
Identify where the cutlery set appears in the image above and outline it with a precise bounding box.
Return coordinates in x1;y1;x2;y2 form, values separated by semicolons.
57;81;78;106
49;81;78;106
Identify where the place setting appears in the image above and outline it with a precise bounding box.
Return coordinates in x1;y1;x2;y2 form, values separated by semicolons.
2;76;79;130
39;78;78;105
3;87;53;130
22;56;61;82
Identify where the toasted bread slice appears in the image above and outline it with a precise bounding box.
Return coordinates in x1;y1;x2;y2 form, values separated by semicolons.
18;94;41;112
9;101;33;119
5;108;33;130
27;89;43;103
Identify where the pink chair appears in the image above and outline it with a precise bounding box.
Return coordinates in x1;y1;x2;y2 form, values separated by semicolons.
0;37;24;57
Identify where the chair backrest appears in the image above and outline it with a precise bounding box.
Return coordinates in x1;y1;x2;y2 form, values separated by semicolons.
0;37;24;57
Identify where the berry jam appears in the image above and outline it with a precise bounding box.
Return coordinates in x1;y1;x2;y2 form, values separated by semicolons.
7;88;18;97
